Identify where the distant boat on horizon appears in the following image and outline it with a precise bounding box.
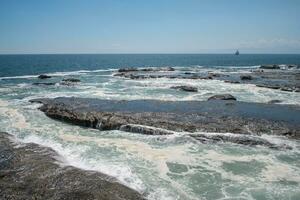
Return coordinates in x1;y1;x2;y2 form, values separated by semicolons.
235;50;240;55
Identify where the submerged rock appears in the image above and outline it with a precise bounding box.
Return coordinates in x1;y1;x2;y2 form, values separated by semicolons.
256;84;281;90
280;87;294;92
140;67;175;72
224;80;240;84
118;67;138;72
208;94;237;101
62;78;81;82
189;132;291;149
240;75;253;80
32;82;56;86
120;124;174;135
260;65;280;69
268;100;283;104
170;86;198;92
0;132;144;200
38;74;52;79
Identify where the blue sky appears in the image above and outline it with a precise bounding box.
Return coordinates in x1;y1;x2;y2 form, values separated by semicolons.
0;0;300;54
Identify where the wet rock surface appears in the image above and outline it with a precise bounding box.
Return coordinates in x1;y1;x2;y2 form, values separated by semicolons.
268;100;283;104
62;78;81;82
240;75;252;80
260;65;280;69
33;82;56;86
188;132;291;149
0;132;144;200
170;85;198;92
38;74;52;79
208;94;237;101
30;97;300;145
113;65;300;93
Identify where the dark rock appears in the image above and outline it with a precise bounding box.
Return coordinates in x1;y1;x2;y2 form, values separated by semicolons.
140;67;175;72
62;78;81;82
208;94;237;101
120;124;174;135
32;82;56;86
30;97;300;140
113;72;125;77
224;80;240;84
188;132;290;149
240;75;253;80
0;132;144;200
170;86;198;92
252;69;264;73
280;87;294;92
118;68;138;72
118;67;175;74
268;100;283;104
260;65;280;69
288;64;297;69
38;74;52;79
163;67;175;71
256;84;280;90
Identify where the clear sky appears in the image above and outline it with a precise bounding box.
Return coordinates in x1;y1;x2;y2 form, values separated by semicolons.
0;0;300;54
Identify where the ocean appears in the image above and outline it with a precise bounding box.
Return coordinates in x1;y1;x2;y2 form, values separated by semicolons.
1;54;300;77
0;54;300;200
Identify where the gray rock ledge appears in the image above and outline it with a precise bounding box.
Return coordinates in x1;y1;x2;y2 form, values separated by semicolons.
29;97;300;147
0;132;145;200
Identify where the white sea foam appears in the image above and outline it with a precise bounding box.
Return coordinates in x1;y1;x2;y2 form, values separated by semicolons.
0;75;38;80
1;100;300;200
1;64;300;199
20;134;146;193
0;68;117;80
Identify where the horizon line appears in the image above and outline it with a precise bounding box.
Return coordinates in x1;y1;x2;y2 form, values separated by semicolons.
1;52;300;56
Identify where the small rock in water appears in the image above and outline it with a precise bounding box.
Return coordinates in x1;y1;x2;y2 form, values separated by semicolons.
208;73;221;77
208;94;237;101
140;67;175;71
256;84;280;90
170;85;198;92
38;74;52;79
260;65;280;69
118;67;138;72
240;75;253;80
32;82;56;86
280;87;294;92
224;80;240;84
268;100;283;104
62;78;81;82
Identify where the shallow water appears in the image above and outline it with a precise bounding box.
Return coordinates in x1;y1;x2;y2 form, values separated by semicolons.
1;58;300;199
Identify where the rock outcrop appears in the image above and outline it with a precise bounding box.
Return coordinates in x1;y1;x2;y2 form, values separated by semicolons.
113;66;300;93
240;75;253;80
30;97;300;147
0;132;144;200
62;78;81;82
32;82;56;86
170;86;198;92
38;74;52;79
260;65;280;69
208;94;237;101
268;100;283;104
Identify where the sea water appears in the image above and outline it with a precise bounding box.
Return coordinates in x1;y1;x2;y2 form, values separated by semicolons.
0;54;300;200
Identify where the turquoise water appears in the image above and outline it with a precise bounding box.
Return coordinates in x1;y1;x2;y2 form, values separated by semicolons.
0;54;300;199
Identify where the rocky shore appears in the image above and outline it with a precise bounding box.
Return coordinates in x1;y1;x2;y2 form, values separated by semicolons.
113;65;300;93
0;132;145;200
30;97;300;148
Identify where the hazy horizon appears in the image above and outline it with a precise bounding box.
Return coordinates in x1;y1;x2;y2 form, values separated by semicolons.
1;0;300;54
